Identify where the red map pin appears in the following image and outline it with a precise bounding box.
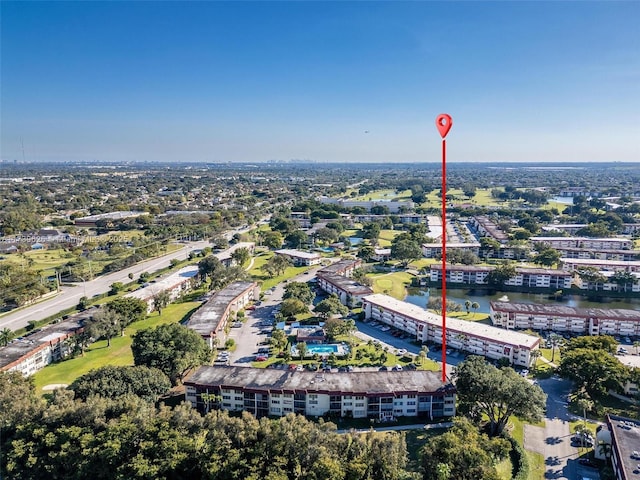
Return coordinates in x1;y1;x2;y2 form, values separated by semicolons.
436;113;453;138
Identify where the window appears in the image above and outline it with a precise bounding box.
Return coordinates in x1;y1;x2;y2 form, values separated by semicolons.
309;400;318;405
222;395;231;400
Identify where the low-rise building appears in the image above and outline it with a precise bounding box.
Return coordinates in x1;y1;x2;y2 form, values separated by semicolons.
595;415;640;480
0;310;95;376
316;273;373;307
125;266;199;312
469;216;509;244
73;210;146;227
573;270;640;293
559;258;640;273
275;249;322;266
531;236;633;251
429;264;572;290
421;242;481;259
362;294;540;367
317;259;362;278
185;281;259;348
490;301;640;336
184;365;456;420
372;248;392;262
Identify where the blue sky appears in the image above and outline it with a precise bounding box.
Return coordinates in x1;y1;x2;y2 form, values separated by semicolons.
1;1;639;163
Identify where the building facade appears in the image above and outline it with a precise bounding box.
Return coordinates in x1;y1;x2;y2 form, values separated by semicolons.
275;249;322;266
184;365;456;420
490;301;640;336
429;264;572;289
362;294;540;367
595;415;640;480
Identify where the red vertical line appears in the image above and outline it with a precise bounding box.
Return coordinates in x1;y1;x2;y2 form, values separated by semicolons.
441;138;447;383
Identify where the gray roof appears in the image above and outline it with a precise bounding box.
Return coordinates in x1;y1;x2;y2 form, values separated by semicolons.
607;415;640;479
186;282;257;336
490;301;640;321
317;259;361;275
317;273;373;295
185;365;454;395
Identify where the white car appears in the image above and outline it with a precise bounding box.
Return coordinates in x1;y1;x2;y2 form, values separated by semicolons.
396;349;407;355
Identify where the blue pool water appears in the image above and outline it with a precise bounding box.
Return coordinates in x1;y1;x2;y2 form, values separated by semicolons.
307;344;339;354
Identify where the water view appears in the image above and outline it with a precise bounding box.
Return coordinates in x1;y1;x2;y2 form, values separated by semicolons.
404;287;640;314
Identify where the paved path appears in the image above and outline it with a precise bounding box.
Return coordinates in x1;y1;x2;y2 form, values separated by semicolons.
336;421;453;434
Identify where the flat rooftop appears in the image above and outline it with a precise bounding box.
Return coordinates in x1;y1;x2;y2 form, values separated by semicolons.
490;301;640;322
185;365;453;395
186;281;257;336
422;242;481;249
317;273;373;295
607;415;640;479
0;309;95;371
275;249;321;259
364;294;540;349
126;265;198;301
560;258;640;267
317;259;360;275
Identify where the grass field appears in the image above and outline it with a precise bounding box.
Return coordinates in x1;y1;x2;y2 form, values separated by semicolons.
349;189;412;202
33;301;201;393
377;229;400;247
248;251;310;290
509;416;546;480
369;271;413;299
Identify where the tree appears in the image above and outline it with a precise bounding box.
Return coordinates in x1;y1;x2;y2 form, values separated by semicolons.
270;328;288;350
131;323;211;385
418;345;429;365
261;230;283;249
486;263;516;289
315;227;339;244
323;318;355;341
548;333;562;363
471;302;480;316
421;417;510;480
563;335;617;355
152;290;171;315
530;349;542;372
198;255;224;282
279;298;309;319
285;230;308;249
454;355;546;436
558;348;627;398
261;254;291;278
362;222;381;243
0;371;43;432
0;327;14;346
105;296;147;333
357;244;375;262
532;247;561;267
610;270;638;292
69;365;171;402
314;294;349;319
283;281;315;305
230;246;251;267
86;307;122;347
296;341;308;359
391;239;422;267
427;297;461;315
78;295;90;310
108;281;124;295
464;300;472;315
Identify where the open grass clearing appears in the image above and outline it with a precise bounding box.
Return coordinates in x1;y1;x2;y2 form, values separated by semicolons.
33;301;201;394
368;271;413;299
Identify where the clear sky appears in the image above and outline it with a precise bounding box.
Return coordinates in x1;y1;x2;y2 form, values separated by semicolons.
1;1;639;164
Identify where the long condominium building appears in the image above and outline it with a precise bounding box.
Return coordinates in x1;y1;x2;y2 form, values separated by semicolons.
185;281;259;348
429;264;572;289
490;301;640;336
362;294;540;367
316;259;372;307
530;236;633;251
184;365;456;421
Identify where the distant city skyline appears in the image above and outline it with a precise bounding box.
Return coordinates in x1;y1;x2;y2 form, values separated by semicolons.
1;1;639;164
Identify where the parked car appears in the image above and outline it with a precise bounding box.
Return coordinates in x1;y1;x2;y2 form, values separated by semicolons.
232;322;243;328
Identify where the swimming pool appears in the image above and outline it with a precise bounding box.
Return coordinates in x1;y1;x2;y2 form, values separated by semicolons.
290;343;348;357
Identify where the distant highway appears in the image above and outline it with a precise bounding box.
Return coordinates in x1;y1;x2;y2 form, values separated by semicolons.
0;223;259;332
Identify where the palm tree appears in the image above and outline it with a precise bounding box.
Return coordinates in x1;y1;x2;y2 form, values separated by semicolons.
296;342;308;360
0;328;14;347
418;345;429;365
576;394;595;429
530;349;542;372
598;441;612;465
471;302;480;317
464;300;472;315
548;333;562;363
634;341;640;355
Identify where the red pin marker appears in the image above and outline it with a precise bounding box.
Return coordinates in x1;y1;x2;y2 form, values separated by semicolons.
436;113;452;383
436;113;452;139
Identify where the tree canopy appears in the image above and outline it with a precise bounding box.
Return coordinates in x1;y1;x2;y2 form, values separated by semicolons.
283;281;315;305
69;365;171;402
454;356;546;436
131;323;211;385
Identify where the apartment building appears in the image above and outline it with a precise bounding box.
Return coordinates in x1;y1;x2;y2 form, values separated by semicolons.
317;259;362;278
0;309;95;376
559;258;640;273
421;242;481;259
362;294;540;367
595;415;640;480
469;216;509;244
490;301;640;336
316;273;373;307
185;281;260;348
184;365;456;421
574;270;640;293
429;264;572;289
531;236;633;251
275;249;322;266
125;265;199;312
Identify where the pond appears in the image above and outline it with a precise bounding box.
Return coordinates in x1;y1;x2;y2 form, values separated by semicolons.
404;287;640;314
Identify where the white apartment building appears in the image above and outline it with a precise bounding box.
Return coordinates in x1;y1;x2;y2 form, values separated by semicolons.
275;249;322;266
316;273;373;307
559;258;640;273
362;294;540;367
125;265;199;312
429;264;572;289
490;301;640;336
184;366;456;420
421;242;481;259
531;236;633;251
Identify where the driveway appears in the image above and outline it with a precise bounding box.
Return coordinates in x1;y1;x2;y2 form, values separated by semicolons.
525;376;600;480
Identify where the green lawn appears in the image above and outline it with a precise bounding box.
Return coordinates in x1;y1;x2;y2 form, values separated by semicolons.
369;271;413;299
508;416;546;480
541;348;561;364
349;189;412;202
33;301;201;393
377;229;400;247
